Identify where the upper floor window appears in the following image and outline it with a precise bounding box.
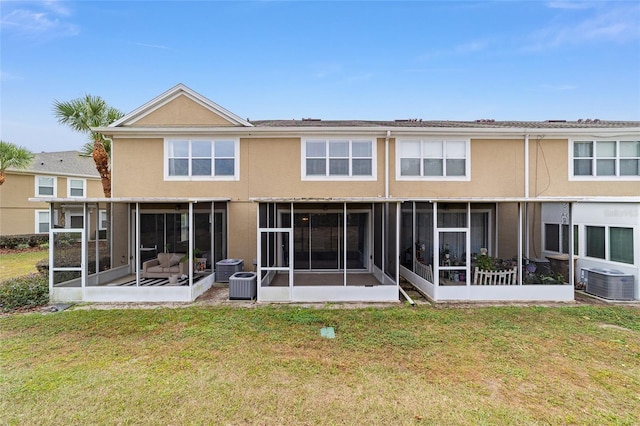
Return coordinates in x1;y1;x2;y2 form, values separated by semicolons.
302;138;375;180
165;139;239;180
67;178;86;198
35;175;56;197
572;140;640;179
397;139;469;180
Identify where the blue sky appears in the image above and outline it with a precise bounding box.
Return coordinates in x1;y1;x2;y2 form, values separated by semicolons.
1;0;639;153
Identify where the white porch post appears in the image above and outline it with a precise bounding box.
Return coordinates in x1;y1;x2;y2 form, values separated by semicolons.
343;202;347;287
135;202;140;286
189;202;193;287
256;203;261;301
568;202;574;288
433;202;439;296
518;202;523;286
396;201;400;289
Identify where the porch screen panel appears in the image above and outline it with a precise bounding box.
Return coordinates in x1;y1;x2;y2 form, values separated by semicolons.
213;202;227;264
374;203;383;269
385;203;397;279
401;202;414;269
416;203;433;266
345;205;368;270
470;211;489;255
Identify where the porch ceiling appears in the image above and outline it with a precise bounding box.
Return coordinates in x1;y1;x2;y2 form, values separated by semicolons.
250;197;408;203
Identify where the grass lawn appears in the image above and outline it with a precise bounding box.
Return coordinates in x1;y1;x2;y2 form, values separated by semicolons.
0;249;48;281
2;305;639;425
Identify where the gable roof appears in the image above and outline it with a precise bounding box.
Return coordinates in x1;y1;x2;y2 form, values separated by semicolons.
8;151;99;178
110;83;253;128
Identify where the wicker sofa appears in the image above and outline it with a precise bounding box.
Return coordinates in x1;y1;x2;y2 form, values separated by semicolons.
142;252;188;278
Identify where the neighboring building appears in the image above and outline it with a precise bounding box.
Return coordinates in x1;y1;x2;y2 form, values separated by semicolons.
38;84;640;303
0;151;102;237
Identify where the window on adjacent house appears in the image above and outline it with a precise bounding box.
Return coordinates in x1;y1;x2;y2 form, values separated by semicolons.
610;227;634;264
35;210;50;233
572;140;640;178
36;176;56;196
545;224;560;252
166;139;238;179
303;139;374;179
99;210;108;230
545;223;578;254
586;226;606;259
586;225;635;264
68;178;86;197
398;139;468;179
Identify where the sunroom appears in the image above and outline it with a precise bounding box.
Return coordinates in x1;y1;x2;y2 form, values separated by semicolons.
34;197;227;303
254;198;402;302
400;199;576;302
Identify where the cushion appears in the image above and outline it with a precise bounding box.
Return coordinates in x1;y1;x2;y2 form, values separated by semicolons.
169;254;182;267
157;253;171;268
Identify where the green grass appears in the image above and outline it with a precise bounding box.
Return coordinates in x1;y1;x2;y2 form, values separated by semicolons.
2;305;639;425
0;249;48;281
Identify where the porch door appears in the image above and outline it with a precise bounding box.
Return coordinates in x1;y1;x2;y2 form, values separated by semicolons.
438;230;468;285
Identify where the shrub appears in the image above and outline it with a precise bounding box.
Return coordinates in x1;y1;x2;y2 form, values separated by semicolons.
0;273;49;312
0;234;49;249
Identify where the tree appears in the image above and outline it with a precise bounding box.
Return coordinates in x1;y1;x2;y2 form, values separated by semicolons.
0;140;34;185
53;95;123;197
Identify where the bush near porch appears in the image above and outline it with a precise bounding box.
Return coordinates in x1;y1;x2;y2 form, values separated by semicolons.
0;273;48;312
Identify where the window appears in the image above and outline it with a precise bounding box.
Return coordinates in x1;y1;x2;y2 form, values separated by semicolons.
99;210;107;230
610;227;634;264
67;178;86;197
35;176;56;197
572;140;640;179
544;223;578;254
165;139;238;180
302;139;375;179
35;210;50;233
545;224;560;252
398;139;469;179
585;225;634;264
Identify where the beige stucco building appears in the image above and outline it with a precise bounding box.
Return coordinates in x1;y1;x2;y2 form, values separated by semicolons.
0;151;102;237
40;84;640;303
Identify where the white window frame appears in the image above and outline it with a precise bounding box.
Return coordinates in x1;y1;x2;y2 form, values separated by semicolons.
99;210;108;231
570;139;640;181
35;210;50;234
164;138;240;181
396;139;470;181
301;138;377;181
67;178;86;198
583;223;636;265
35;175;57;197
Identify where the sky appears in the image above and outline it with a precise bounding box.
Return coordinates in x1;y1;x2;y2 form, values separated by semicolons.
1;0;639;153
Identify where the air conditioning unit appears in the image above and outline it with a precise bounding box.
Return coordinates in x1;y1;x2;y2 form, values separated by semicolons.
229;272;257;300
215;258;244;283
585;268;635;301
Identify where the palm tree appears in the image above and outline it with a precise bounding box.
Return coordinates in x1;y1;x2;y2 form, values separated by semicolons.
53;95;123;197
0;140;34;185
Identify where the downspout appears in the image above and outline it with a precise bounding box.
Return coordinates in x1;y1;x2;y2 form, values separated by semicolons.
385;130;390;198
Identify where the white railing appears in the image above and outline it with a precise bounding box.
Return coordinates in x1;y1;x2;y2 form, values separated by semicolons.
415;259;433;283
473;266;518;285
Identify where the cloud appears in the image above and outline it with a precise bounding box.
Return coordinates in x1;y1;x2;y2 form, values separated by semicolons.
528;3;640;50
0;2;79;41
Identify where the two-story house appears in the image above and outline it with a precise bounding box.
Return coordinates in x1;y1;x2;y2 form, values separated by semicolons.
1;151;102;237
37;84;639;303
